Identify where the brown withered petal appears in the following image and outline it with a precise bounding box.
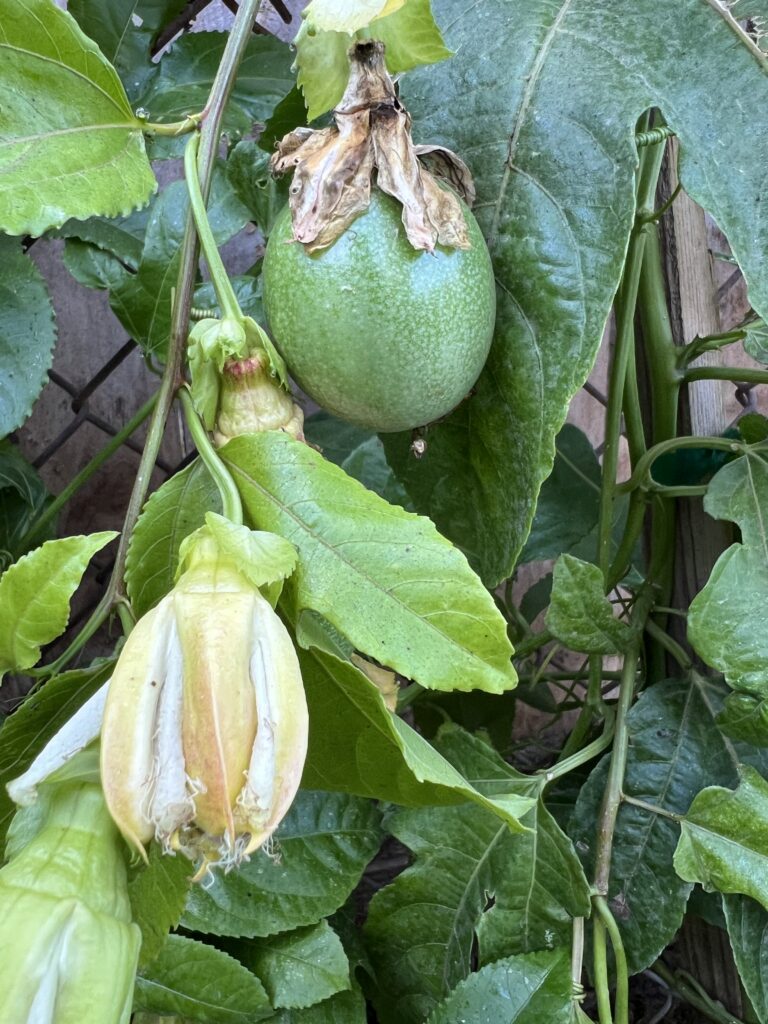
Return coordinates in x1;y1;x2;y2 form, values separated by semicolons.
270;41;473;254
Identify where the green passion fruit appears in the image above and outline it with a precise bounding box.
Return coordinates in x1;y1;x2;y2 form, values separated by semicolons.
262;188;496;433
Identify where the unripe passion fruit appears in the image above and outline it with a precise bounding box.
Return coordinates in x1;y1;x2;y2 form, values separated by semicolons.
262;188;496;433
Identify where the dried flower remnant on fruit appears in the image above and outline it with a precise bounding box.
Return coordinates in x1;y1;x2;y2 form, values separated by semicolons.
271;41;475;253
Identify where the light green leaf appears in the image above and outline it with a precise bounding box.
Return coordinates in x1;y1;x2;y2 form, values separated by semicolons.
675;765;768;908
520;425;601;563
304;0;404;34
718;691;768;747
223;432;517;695
425;950;573;1024
128;843;192;968
126;460;221;619
0;661;114;853
0;237;57;437
384;0;768;586
182;790;383;938
0;0;155;236
247;921;350;1009
294;25;350;122
271;988;366;1024
546;555;634;654
137;32;294;137
109;170;249;358
570;675;739;974
182;513;297;592
0;532;116;681
365;727;589;1024
689;453;768;692
359;0;451;72
724;894;768;1024
134;934;272;1023
299;648;533;829
744;317;768;364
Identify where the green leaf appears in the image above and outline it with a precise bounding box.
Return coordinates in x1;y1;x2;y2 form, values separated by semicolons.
227;140;289;238
134;934;272;1023
570;675;739;974
303;0;405;34
425;950;573;1024
675;765;768;908
723;894;768;1024
0;661;113;853
61;238;132;291
128;843;192;968
717;692;768;746
299;647;533;828
519;426;601;563
223;432;517;695
341;437;412;507
294;26;350;123
384;0;768;586
54;206;151;270
259;86;309;155
0;237;57;437
270;988;366;1024
0;0;155;236
303;413;375;467
546;555;634;654
182;790;383;938
689;453;768;692
359;0;452;72
744;317;768;364
109;170;250;358
0;531;116;681
247;921;350;1009
0;440;51;564
68;0;186;101
365;727;589;1024
137;32;294;137
126;460;221;619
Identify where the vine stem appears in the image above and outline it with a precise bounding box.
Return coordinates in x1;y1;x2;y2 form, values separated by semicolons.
616;434;744;495
594;897;630;1024
179;388;243;525
685;365;768;385
35;0;264;676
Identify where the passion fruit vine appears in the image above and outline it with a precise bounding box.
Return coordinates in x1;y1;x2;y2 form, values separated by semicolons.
263;42;495;434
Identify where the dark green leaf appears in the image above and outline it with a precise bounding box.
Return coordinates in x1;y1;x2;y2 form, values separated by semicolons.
675;765;768;907
0;441;51;564
341;437;412;507
224;432;517;695
299;648;533;828
365;727;589;1023
182;790;382;938
570;676;738;974
125;460;221;618
302;413;373;467
260;86;309;154
717;692;768;747
520;425;601;563
546;555;634;654
194;276;265;324
227;140;289;237
270;987;366;1024
134;934;272;1023
744;317;768;364
0;661;114;853
385;0;768;586
723;894;768;1024
61;239;131;291
0;238;57;436
129;843;192;968
54;206;152;270
425;950;573;1024
109;170;250;358
247;921;350;1009
0;0;155;235
137;32;294;137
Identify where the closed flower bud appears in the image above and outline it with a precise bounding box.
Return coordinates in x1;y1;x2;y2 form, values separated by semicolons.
0;751;140;1024
213;353;305;447
99;518;307;869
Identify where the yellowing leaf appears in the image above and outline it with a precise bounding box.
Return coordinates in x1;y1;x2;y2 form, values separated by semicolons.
305;0;406;35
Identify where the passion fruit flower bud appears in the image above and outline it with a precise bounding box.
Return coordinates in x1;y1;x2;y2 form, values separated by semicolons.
1;749;140;1024
9;515;308;873
213;352;304;447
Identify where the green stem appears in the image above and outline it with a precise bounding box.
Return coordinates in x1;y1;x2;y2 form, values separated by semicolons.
645;618;693;669
594;896;630;1024
593;642;641;895
514;629;553;659
685;365;768;385
617;435;744;494
542;709;615;784
593;916;614;1024
18;394;157;552
179;388;243;525
678;329;747;365
184;132;243;322
141;112;203;136
621;793;681;822
33;0;265;677
652;962;747;1024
